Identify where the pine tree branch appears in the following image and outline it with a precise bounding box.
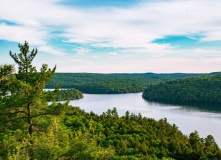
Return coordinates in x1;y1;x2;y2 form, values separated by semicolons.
30;109;64;119
0;110;26;116
4;116;28;124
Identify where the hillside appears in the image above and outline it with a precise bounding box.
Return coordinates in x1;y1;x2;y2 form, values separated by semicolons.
46;72;220;94
61;106;221;160
142;74;221;103
113;72;221;81
46;73;161;93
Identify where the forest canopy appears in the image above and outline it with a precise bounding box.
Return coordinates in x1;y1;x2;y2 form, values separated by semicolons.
45;72;219;94
142;74;221;103
46;88;83;101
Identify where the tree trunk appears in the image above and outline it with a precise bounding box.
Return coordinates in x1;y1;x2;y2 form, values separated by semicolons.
27;102;32;135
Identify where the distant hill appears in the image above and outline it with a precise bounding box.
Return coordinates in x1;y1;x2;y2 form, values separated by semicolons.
46;72;221;94
46;73;159;93
113;72;221;81
142;74;221;103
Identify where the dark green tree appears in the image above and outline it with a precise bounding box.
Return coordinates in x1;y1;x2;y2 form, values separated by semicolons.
0;64;14;81
0;41;68;135
9;41;37;83
125;111;130;120
205;135;217;147
0;42;114;159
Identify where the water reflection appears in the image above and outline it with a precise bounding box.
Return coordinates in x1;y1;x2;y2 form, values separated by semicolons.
146;99;221;113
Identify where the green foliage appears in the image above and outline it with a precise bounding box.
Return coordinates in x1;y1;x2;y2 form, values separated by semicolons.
9;41;38;83
142;74;221;103
0;41;66;136
46;88;83;101
0;42;113;159
63;107;221;160
0;64;14;81
45;72;220;94
115;72;220;81
46;73;155;93
1;117;114;159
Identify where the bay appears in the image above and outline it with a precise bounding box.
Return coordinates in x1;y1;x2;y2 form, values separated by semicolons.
68;92;221;147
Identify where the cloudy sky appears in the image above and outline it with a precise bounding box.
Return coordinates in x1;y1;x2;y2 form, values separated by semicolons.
0;0;221;73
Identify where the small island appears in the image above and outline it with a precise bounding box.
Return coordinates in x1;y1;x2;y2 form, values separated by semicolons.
55;88;83;101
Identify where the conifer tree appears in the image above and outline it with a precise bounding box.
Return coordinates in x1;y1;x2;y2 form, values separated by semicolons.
0;64;14;81
9;41;37;84
0;41;68;135
0;42;114;159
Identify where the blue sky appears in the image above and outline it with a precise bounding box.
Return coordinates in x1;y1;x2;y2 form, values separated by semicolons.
58;0;141;7
0;0;221;73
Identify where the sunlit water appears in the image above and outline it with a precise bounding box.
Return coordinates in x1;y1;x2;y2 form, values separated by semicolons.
66;92;221;147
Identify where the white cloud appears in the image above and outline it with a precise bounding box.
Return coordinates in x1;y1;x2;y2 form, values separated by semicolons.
1;0;221;72
200;31;221;42
0;23;46;45
108;52;119;55
73;47;91;55
120;46;221;60
63;38;96;44
1;0;221;49
38;45;67;56
56;57;221;73
69;59;92;64
124;43;175;56
60;0;221;49
193;48;221;55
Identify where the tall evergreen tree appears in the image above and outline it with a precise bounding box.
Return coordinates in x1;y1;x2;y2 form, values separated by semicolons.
0;41;68;135
0;42;114;159
9;41;37;83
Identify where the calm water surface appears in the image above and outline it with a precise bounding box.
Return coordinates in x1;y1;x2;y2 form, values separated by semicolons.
68;92;221;147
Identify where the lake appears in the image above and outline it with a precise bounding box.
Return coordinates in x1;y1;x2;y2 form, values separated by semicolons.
68;92;221;147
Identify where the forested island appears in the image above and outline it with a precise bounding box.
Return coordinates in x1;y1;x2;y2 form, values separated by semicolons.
46;88;83;101
46;72;220;94
142;74;221;103
1;42;221;159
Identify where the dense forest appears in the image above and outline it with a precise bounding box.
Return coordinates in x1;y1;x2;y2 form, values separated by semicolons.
61;106;221;160
114;72;220;82
46;72;220;94
1;42;221;159
142;74;221;103
46;88;83;101
45;73;160;93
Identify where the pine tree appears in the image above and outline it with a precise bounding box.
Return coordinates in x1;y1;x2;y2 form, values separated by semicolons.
0;41;68;135
0;64;14;81
0;42;115;159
